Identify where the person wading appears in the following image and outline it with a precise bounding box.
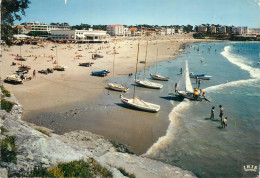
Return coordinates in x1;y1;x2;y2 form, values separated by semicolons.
210;106;215;120
219;105;224;120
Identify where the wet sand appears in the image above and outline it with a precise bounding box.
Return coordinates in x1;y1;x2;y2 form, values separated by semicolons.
1;34;215;154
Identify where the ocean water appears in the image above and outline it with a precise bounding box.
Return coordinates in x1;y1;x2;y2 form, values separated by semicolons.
144;41;260;178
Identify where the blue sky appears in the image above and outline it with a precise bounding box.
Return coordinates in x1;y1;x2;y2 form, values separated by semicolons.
15;0;260;27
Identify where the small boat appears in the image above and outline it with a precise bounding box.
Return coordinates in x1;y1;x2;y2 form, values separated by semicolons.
54;65;66;71
18;65;31;71
150;48;169;81
135;79;163;89
120;43;160;112
120;94;160;112
107;83;129;92
79;62;93;67
150;73;169;81
91;69;110;77
190;72;212;80
14;57;27;61
4;75;22;84
176;59;204;101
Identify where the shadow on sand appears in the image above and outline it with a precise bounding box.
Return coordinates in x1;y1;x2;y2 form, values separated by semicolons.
204;118;220;122
160;96;184;101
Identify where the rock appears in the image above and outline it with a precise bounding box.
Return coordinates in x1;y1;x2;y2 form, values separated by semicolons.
0;168;8;178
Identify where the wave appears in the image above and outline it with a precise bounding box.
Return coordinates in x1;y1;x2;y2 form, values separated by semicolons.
144;99;191;157
221;46;260;79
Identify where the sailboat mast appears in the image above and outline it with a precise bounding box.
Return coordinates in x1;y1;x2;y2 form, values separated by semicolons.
156;48;158;74
113;48;115;77
133;43;140;101
143;41;148;81
56;45;58;64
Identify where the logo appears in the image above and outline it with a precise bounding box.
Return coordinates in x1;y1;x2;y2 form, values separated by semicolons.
243;165;258;172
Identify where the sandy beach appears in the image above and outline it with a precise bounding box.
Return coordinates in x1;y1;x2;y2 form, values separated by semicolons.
1;33;214;154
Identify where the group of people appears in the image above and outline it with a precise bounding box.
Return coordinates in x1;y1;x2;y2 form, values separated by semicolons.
210;105;228;128
193;88;205;100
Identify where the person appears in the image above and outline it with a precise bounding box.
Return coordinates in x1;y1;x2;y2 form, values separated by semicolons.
180;68;182;74
194;88;199;100
210;106;215;120
175;83;177;93
200;89;205;97
198;79;201;89
33;70;36;78
221;117;228;128
196;76;198;84
219;105;224;120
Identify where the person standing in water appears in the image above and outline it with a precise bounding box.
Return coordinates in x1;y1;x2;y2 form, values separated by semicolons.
175;83;177;93
198;79;201;89
219;105;224;120
210;106;215;120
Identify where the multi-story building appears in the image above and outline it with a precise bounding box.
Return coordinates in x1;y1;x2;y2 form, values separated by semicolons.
198;26;207;33
16;25;32;34
248;28;260;35
232;26;248;35
106;24;125;36
51;29;108;43
20;22;71;33
124;27;131;36
209;26;216;33
165;28;175;35
218;26;227;33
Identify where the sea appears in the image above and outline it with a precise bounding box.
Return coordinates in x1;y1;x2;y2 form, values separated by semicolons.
143;41;260;178
27;41;260;178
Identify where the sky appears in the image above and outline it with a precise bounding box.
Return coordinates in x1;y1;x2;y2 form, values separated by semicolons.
14;0;260;27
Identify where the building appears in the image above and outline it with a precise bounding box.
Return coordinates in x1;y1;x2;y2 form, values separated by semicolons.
124;27;131;36
198;26;207;33
106;24;125;36
129;28;142;36
248;28;260;35
165;28;175;35
218;26;226;33
232;26;248;35
20;22;71;33
16;25;32;34
51;29;108;43
209;26;216;33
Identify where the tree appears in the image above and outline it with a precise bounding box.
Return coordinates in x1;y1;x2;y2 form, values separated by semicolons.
1;0;31;45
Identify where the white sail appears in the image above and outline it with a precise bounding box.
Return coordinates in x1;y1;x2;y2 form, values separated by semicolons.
176;60;194;93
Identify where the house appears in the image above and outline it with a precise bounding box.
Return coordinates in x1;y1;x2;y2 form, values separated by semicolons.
106;24;125;36
198;26;207;33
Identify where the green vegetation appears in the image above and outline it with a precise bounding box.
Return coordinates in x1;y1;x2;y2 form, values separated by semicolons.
0;126;8;135
1;0;31;45
110;140;134;154
1;85;11;97
193;33;231;40
27;31;49;36
118;167;136;178
29;159;112;177
36;128;50;137
0;136;17;163
1;99;16;113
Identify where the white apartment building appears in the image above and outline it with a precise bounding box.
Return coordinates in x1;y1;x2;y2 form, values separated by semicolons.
232;26;248;35
106;24;125;36
165;28;175;35
51;29;108;43
20;22;71;33
210;26;216;33
218;26;226;33
198;26;207;33
248;28;260;35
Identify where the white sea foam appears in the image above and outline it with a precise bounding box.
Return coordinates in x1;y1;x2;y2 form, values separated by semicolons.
221;46;260;79
145;44;260;157
144;99;191;157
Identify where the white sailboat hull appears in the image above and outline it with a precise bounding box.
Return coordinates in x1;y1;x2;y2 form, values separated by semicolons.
120;95;160;112
107;83;129;92
136;79;163;89
150;74;169;81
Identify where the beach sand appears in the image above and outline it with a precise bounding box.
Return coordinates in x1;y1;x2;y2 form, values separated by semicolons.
1;33;213;154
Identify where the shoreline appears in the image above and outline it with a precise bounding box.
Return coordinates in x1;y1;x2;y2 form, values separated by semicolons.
1;35;219;155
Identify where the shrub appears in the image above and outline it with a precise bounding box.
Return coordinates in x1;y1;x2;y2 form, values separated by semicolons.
0;126;8;135
110;140;134;154
1;99;15;113
1;85;11;97
0;136;17;163
118;167;136;178
29;159;112;178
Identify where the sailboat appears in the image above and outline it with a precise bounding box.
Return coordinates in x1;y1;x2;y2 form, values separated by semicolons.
150;48;169;81
107;48;129;92
135;41;163;89
175;59;204;101
120;43;160;112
